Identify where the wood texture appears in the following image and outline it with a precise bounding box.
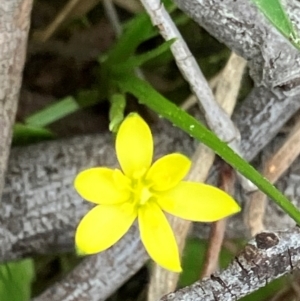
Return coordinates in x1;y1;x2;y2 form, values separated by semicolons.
174;0;300;158
0;0;33;201
160;227;300;301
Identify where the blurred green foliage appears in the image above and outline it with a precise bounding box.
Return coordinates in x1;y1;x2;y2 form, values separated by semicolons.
0;259;34;301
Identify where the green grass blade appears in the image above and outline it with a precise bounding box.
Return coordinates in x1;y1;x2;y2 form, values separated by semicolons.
109;93;126;132
117;74;300;224
76;89;99;107
25;96;80;127
112;39;175;73
252;0;300;48
13;123;54;145
103;2;180;66
104;13;156;65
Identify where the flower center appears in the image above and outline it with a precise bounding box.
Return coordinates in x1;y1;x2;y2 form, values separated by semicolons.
140;187;152;205
131;179;154;206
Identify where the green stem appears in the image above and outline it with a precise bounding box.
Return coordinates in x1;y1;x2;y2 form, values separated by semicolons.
117;75;300;225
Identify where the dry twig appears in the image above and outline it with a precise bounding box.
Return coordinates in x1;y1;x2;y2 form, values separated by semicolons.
160;227;300;301
245;115;300;236
113;0;143;12
0;0;33;201
33;0;82;42
33;0;142;42
140;0;239;146
141;0;258;198
103;0;122;37
200;164;235;278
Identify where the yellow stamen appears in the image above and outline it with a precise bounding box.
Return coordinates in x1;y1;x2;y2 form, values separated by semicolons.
140;187;152;205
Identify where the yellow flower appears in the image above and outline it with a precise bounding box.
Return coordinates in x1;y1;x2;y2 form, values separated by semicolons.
74;113;240;272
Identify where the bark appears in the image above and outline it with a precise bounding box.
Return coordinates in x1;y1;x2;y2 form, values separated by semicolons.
172;0;300;90
0;0;33;201
172;0;300;158
160;227;300;301
32;224;148;301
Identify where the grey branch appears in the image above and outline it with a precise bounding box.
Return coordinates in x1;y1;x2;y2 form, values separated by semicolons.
160;227;300;301
0;0;33;202
173;0;300;91
172;0;300;159
32;224;149;301
141;0;238;144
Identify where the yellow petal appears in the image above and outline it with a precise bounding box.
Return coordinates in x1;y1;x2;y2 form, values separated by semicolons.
138;201;182;272
76;203;137;254
74;168;130;204
146;153;191;191
116;113;153;178
158;182;241;222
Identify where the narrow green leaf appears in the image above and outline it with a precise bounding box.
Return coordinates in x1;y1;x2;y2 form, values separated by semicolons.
76;89;99;107
0;259;34;301
25;96;80;127
109;93;126;132
112;39;175;73
103;1;179;66
252;0;300;48
104;13;156;65
13;123;54;145
117;75;300;225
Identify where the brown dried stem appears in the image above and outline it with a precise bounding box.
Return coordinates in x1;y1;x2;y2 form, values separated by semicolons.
245;115;300;236
200;164;235;278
